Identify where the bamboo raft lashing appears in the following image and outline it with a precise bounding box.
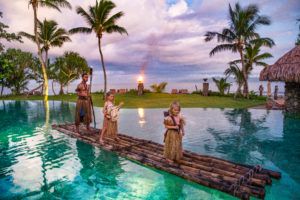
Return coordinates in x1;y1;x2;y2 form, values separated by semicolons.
52;123;281;200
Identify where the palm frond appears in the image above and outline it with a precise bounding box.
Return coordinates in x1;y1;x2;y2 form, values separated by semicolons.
40;0;72;10
69;27;92;34
18;32;36;42
40;1;61;11
106;25;128;35
247;15;271;34
212;77;231;95
150;82;167;93
103;11;124;27
209;44;237;57
204;31;233;42
254;52;273;61
250;37;275;48
98;0;116;24
224;63;244;84
76;6;94;27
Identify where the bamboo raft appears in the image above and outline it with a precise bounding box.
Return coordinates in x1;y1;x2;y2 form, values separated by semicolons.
52;124;281;200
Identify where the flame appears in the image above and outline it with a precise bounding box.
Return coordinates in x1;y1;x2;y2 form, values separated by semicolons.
137;76;144;83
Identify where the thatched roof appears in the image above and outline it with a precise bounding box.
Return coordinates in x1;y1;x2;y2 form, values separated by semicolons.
260;45;300;83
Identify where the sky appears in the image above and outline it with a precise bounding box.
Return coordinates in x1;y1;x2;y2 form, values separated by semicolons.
0;0;299;94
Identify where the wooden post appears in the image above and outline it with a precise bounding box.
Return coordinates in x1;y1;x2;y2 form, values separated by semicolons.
267;81;271;97
89;68;96;128
203;82;209;96
138;82;144;96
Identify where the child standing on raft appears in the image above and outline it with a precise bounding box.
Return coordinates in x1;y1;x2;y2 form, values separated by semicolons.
99;92;123;143
163;101;185;163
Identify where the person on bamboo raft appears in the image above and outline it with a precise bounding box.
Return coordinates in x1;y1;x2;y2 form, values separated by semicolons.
163;101;185;163
75;73;92;133
99;92;123;143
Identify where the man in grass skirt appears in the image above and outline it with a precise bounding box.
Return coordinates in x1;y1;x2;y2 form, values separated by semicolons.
75;73;92;133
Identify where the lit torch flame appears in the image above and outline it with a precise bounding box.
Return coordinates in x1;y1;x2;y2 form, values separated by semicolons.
137;76;144;83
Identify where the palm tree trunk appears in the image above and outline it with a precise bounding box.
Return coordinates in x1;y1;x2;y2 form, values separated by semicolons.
41;83;44;94
1;85;4;96
243;74;249;95
45;49;48;68
234;84;242;99
227;85;230;95
238;47;249;99
59;84;64;95
52;80;56;95
98;37;107;99
33;5;48;101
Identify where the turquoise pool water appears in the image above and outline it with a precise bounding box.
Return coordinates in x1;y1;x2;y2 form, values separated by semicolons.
0;101;299;200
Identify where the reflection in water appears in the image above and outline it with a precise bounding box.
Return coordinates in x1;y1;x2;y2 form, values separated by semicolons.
207;109;300;198
0;102;300;199
138;108;146;127
0;101;76;199
258;114;300;182
75;140;125;199
207;109;269;163
44;100;50;129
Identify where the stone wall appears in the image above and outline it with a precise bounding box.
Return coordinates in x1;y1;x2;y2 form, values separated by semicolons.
285;82;300;113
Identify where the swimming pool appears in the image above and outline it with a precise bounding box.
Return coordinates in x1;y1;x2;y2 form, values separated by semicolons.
0;101;299;199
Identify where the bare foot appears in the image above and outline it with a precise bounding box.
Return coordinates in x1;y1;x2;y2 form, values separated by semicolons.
166;159;174;164
99;139;104;144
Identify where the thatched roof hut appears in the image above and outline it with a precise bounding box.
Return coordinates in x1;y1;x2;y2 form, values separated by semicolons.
260;45;300;113
260;45;300;83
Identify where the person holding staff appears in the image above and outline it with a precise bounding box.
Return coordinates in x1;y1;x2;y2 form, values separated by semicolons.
99;92;123;143
75;73;92;133
163;101;185;163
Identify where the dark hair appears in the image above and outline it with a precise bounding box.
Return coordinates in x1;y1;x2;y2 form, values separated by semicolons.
105;91;114;101
82;73;88;78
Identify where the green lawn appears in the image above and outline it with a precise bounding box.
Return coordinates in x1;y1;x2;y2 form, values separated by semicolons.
0;93;266;108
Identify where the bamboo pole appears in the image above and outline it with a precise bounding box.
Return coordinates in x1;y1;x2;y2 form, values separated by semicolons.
58;124;277;182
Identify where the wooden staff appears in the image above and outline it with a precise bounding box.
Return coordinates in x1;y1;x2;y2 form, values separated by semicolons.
89;68;96;128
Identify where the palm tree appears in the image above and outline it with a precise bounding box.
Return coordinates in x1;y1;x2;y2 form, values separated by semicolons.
212;77;231;96
50;57;68;94
204;3;274;98
69;0;128;98
224;63;244;98
150;82;168;93
231;42;273;95
28;0;71;101
19;19;71;68
50;51;89;94
20;19;71;95
232;42;273;70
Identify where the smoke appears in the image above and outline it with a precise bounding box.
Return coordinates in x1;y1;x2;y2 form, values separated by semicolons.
139;33;161;77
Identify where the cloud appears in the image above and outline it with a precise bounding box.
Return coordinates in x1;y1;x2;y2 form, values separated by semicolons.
168;0;190;17
0;0;299;93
